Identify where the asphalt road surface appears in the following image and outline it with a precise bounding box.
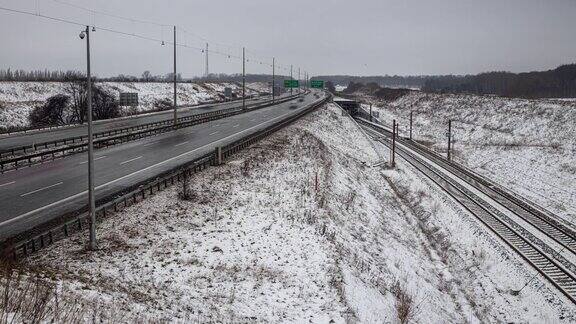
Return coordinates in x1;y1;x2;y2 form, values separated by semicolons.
0;90;326;240
0;94;290;152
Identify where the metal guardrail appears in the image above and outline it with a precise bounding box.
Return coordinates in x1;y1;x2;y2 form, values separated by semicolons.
2;91;329;260
0;94;301;172
0;92;261;137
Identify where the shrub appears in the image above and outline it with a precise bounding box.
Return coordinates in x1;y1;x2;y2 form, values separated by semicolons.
92;87;120;120
28;94;69;127
391;281;417;324
65;82;120;123
178;171;194;201
153;98;173;111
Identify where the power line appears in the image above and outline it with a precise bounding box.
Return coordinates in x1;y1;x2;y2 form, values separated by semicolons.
0;3;295;72
0;5;236;59
49;0;278;66
51;0;167;27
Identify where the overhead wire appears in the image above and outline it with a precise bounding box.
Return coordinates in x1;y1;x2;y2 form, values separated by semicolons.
0;2;297;75
47;0;282;68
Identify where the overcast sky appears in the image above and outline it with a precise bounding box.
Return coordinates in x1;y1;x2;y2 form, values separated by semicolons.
0;0;575;78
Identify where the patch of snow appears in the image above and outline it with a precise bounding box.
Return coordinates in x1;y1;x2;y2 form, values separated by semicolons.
335;85;347;92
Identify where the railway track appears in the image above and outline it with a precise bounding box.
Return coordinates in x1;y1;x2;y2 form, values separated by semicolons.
356;118;576;304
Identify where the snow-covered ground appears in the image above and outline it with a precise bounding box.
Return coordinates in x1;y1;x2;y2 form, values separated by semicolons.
0;81;259;131
335;84;347;92
2;102;571;322
245;82;271;94
358;91;576;226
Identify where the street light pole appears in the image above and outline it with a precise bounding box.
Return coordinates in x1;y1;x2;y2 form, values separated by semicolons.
242;47;246;109
205;42;209;78
173;25;177;126
272;57;275;103
81;26;96;250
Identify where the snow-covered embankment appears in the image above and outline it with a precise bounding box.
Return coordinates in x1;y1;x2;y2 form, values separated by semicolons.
9;103;574;322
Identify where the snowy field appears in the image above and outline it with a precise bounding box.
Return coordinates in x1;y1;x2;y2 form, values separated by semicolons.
2;103;572;322
358;91;576;227
0;81;259;131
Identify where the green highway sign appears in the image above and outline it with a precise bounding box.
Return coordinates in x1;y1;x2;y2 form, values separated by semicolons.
284;79;299;88
310;80;324;89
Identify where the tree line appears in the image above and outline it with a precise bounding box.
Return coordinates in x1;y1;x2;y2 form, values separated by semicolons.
0;69;85;81
4;64;576;98
0;69;185;83
0;69;284;84
313;75;428;89
422;64;576;98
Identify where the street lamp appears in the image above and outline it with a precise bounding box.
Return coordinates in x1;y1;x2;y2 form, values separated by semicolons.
80;26;97;250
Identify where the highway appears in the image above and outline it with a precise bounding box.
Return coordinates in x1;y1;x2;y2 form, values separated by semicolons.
0;94;287;152
0;90;325;240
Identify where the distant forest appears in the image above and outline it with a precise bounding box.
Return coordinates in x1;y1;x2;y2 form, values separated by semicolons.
0;69;185;83
2;64;576;98
313;75;428;89
0;69;85;81
0;69;288;84
421;64;576;98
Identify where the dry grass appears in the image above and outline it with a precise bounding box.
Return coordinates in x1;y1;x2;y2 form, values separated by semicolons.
391;280;418;324
178;170;194;201
0;260;168;323
0;260;86;323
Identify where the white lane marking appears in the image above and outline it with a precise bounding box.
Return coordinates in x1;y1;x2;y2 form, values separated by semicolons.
3;107;306;227
120;156;143;165
79;155;107;165
0;181;15;188
174;141;189;147
21;182;63;197
143;141;160;147
233;124;240;128
209;131;220;136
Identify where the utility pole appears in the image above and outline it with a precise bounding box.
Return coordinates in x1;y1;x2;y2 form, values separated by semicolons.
272;57;275;103
205;43;209;78
391;120;396;168
173;25;177;126
369;104;372;122
298;67;301;93
290;65;293;95
81;26;96;250
242;47;246;109
447;119;452;161
409;111;413;140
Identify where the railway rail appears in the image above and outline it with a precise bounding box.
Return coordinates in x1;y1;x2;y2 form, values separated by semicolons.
356;117;576;304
